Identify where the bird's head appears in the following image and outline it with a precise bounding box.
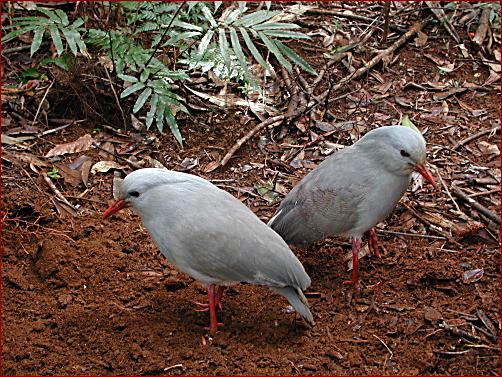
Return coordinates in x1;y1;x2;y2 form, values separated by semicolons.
357;126;437;189
102;168;188;218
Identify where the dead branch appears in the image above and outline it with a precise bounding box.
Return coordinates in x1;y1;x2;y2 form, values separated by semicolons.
306;8;407;33
220;114;287;166
375;229;448;240
32;80;54;127
451;186;500;224
452;126;501;150
103;66;128;131
472;6;492;46
317;19;430;102
42;172;78;211
439;321;481;342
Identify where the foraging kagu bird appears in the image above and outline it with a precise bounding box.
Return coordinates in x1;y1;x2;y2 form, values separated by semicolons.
103;168;314;332
268;125;437;291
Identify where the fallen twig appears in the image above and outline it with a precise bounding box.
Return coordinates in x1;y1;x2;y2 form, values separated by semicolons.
433;166;462;213
42;172;78;211
103;66;128;131
375;229;448;240
451;186;500;224
306;8;407;33
452;126;501;150
32;80;54;127
439;321;481;342
317;19;430;102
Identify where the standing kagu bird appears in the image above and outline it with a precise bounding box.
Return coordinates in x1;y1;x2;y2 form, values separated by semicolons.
268;126;437;291
103;168;314;333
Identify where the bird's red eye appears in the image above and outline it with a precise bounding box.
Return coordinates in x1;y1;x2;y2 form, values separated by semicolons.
400;149;410;157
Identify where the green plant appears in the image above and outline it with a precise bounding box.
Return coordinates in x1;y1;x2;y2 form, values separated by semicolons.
2;6;87;57
47;168;61;179
3;2;317;145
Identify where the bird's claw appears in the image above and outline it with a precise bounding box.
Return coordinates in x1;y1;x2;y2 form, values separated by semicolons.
205;322;224;333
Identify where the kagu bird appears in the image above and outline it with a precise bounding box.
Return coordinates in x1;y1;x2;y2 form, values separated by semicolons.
268;126;436;291
103;168;314;332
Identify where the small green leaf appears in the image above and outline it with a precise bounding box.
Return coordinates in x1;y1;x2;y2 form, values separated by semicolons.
31;26;45;57
155;98;166;133
61;27;78;55
37;8;59;22
214;1;222;12
172;20;204;32
164;105;183;146
55;9;69;26
2;25;39;43
133;87;152;113
197;29;215;59
261;30;310;39
117;74;139;83
234;10;279;27
229;27;250;76
401;115;426;144
218;28;231;70
200;5;217;28
48;24;63;55
120;82;146;98
239;27;272;74
252;22;301;31
258;32;291;72
146;93;159;130
275;40;316;75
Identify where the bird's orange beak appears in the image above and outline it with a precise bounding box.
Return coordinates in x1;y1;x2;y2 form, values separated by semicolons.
102;199;129;218
414;164;437;189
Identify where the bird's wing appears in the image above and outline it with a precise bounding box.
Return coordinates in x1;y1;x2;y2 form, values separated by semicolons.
269;147;373;244
143;184;310;290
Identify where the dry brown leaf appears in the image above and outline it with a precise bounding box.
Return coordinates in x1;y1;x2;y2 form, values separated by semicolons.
91;160;126;174
476;141;500;156
414;30;428;47
54;163;82;187
204;160;220;173
45;134;94;158
81;160;93;187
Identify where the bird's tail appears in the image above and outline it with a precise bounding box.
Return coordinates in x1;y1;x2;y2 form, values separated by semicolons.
273;286;315;326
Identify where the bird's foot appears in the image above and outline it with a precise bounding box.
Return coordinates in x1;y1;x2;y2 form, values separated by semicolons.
204;322;224;333
343;279;361;294
193;300;223;312
367;229;380;257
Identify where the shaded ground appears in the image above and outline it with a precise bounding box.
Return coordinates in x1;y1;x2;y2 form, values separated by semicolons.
2;2;501;376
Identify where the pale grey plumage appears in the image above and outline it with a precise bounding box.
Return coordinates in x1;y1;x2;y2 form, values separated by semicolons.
118;168;313;324
268;126;429;245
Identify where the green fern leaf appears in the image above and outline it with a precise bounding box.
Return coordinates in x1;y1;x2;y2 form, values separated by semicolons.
31;26;45;57
200;5;217;28
60;27;78;55
2;25;39;43
55;9;69;26
218;29;231;70
197;29;215;59
258;31;291;71
239;27;272;74
155;98;166;133
164;105;183;145
275;40;316;75
133;87;152;113
37;8;59;23
117;74;139;83
229;27;251;77
233;10;279;27
121;82;146;98
252;22;301;31
146;93;159;130
48;24;63;55
261;30;311;39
